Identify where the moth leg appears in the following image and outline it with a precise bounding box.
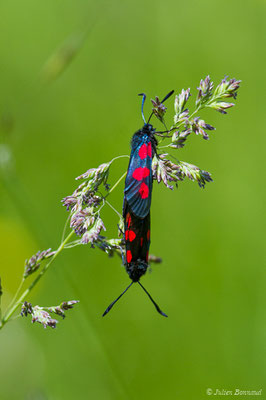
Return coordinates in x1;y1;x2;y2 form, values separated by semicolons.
117;223;124;236
119;245;126;265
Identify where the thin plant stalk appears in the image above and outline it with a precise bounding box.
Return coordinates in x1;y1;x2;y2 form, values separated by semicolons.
1;230;74;328
0;169;127;329
105;171;127;198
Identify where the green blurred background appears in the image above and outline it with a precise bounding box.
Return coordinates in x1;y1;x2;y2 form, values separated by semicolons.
0;0;265;399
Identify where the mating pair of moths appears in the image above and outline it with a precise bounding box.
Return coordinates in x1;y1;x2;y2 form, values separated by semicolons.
103;91;174;317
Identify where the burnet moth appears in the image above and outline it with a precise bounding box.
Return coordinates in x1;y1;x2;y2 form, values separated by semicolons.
103;90;174;317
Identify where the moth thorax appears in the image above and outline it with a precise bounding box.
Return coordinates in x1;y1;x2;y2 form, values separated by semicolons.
142;123;154;134
126;260;148;282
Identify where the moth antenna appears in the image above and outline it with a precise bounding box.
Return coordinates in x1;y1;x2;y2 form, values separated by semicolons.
147;89;174;124
161;89;174;103
137;281;168;317
102;282;133;317
138;93;147;124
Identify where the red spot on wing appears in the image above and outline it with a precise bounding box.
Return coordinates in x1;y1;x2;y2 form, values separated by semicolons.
125;230;136;242
138;142;152;159
126;213;132;227
147;230;150;241
139;182;149;199
126;250;132;263
146;251;149;262
140;237;143;247
129;231;136;241
132;167;150;181
147;142;152;157
138;143;148;159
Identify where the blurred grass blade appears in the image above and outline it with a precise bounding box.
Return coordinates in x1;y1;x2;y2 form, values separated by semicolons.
40;32;87;83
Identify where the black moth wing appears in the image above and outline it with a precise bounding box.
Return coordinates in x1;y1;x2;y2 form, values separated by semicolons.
124;127;157;219
123;199;151;266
